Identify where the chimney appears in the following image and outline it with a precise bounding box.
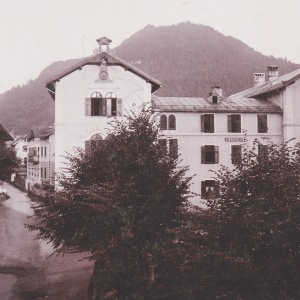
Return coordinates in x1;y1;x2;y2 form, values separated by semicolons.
211;85;222;104
268;65;278;81
253;73;265;87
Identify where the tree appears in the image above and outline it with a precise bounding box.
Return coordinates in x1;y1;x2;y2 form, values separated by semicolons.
0;143;19;181
200;140;300;299
30;106;193;299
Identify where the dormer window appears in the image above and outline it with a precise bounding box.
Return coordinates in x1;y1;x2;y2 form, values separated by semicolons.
212;96;218;104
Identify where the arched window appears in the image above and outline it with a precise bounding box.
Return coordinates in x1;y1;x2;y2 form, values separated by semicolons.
91;134;103;151
160;114;167;130
86;92;122;117
169;114;176;130
90;92;105;116
105;92;117;116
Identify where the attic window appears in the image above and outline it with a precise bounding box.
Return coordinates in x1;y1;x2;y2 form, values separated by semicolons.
212;96;218;104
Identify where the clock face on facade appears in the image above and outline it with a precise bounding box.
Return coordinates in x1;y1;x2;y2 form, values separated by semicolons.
99;71;108;80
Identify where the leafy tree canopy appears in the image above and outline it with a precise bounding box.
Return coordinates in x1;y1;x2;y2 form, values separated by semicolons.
30;106;193;298
0;143;19;181
196;140;300;299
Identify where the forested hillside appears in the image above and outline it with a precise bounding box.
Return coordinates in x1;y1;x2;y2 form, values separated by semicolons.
1;22;299;134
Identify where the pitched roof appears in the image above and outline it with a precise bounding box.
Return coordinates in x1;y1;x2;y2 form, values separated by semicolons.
230;68;300;99
45;51;161;97
36;126;55;139
152;96;282;113
0;123;13;141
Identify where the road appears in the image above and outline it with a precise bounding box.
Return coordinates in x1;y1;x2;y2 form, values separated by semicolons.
0;183;93;300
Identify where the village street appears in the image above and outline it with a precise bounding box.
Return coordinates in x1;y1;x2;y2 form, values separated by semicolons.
0;183;93;300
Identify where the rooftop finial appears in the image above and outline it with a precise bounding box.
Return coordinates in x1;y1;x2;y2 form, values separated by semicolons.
96;37;112;53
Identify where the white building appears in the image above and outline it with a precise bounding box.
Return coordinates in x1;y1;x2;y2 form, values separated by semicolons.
11;135;28;166
45;37;161;175
153;65;300;205
26;126;55;190
44;37;300;205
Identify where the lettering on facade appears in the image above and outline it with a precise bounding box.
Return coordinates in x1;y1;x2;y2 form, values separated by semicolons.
224;137;245;142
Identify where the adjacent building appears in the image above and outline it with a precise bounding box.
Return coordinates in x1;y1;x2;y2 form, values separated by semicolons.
26;126;55;190
153;66;300;204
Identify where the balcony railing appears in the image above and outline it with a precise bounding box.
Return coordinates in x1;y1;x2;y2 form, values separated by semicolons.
28;155;39;164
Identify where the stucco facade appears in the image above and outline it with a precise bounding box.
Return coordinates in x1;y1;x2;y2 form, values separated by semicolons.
26;129;55;190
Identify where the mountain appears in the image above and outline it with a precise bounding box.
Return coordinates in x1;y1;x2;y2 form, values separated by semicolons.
1;22;299;135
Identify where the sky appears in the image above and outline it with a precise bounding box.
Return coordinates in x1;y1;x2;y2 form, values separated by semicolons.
0;0;300;94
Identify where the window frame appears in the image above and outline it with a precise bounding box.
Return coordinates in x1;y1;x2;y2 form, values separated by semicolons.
160;114;167;130
201;114;214;133
168;114;176;130
257;114;268;133
228;114;241;133
201;180;218;198
201;145;219;164
231;144;242;165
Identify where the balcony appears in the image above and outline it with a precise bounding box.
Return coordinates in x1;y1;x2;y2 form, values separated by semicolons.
28;155;39;164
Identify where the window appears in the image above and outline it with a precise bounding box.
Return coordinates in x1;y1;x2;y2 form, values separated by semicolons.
168;115;176;130
24;157;27;165
158;139;178;157
41;147;43;157
23;145;27;152
258;114;268;133
169;139;178;157
85;133;105;155
212;96;218;104
258;144;268;161
228;114;241;133
231;145;242;164
158;139;167;155
41;167;43;178
44;167;47;179
160;114;167;130
201;180;218;198
85;92;122;117
44;147;46;157
201;145;219;164
201;114;214;133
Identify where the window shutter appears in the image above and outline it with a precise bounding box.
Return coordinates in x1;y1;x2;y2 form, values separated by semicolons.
201;146;205;164
201;115;205;132
228;115;232;132
85;98;91;116
158;139;167;155
117;98;123;116
85;140;91;156
236;115;241;133
169;139;178;157
210;115;214;133
104;98;109;116
106;98;111;117
201;181;206;198
214;146;219;164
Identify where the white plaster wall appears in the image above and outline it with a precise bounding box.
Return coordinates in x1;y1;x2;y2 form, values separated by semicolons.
160;111;283;206
55;64;152;174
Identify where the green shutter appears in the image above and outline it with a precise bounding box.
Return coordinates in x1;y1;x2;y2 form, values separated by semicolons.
117;98;123;116
85;98;91;116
